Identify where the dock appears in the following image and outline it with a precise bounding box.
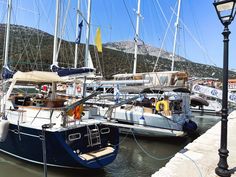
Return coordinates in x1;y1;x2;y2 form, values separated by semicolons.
152;111;236;177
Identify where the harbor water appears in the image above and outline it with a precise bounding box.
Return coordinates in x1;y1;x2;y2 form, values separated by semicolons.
0;113;220;177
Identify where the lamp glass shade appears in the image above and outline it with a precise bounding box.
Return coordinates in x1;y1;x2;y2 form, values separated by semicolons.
214;0;236;24
216;1;234;11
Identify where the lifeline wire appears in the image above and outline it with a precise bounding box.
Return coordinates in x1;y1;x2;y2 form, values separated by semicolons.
131;130;175;161
132;130;203;177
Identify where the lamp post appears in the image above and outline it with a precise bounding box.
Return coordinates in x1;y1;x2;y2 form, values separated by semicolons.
213;0;236;176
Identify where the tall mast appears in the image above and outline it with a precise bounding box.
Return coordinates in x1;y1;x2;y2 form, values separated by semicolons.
84;0;92;67
1;0;12;114
132;0;141;75
3;0;12;67
52;0;60;66
171;0;181;71
74;0;81;68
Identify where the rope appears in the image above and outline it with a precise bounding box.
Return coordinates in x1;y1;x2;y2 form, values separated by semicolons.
56;0;71;61
170;8;217;67
131;130;175;161
181;152;203;177
122;0;136;33
112;131;129;148
132;130;203;176
153;1;177;72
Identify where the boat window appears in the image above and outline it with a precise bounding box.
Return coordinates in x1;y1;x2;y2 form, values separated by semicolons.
159;76;168;86
14;96;32;106
171;100;182;113
100;128;110;134
68;133;81;141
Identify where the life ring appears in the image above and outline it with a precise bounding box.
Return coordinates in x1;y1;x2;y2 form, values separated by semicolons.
156;100;169;112
76;85;81;92
73;104;84;120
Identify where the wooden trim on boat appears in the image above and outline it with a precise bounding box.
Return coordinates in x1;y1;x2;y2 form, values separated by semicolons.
79;147;115;161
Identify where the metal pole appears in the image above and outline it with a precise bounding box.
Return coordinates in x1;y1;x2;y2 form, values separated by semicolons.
171;0;181;71
133;0;141;75
2;0;12;118
52;0;60;66
4;0;12;67
85;0;92;67
42;125;48;177
215;25;231;177
41;123;55;177
74;0;81;68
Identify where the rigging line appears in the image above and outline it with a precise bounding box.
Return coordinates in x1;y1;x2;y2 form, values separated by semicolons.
33;0;40;69
122;0;136;33
154;0;175;36
113;131;129;147
10;8;36;70
14;6;38;15
56;0;71;62
39;0;54;33
106;3;113;41
170;8;217;67
0;3;7;23
187;0;204;53
152;1;177;72
131;130;175;161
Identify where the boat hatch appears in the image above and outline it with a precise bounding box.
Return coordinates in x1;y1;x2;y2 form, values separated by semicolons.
79;147;115;161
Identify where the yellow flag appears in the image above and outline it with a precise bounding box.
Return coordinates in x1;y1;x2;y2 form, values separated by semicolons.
95;27;102;53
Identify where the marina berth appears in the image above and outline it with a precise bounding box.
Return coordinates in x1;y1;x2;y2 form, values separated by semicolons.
152;110;236;177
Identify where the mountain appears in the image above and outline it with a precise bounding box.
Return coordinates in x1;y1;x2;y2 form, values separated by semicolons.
1;24;236;80
104;41;188;62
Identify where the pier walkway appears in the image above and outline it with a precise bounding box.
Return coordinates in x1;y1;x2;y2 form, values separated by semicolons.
152;111;236;177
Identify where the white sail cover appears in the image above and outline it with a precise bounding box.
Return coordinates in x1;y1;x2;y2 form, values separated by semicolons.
12;71;65;83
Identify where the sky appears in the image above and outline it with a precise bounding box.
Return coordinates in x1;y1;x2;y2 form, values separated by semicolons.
1;0;236;70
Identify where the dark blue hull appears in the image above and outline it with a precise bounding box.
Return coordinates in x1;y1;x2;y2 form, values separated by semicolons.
0;123;119;169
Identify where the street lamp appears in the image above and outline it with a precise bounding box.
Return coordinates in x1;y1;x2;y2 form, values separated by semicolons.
213;0;236;176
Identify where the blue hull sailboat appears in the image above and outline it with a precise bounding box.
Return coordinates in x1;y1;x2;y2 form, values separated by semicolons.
0;71;119;169
0;0;119;169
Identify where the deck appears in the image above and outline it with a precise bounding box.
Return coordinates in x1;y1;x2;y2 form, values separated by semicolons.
152;111;236;177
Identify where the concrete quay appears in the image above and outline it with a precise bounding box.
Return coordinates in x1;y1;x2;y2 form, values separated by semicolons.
152;111;236;177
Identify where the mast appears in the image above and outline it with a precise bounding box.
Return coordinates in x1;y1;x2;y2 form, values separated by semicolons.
74;0;81;68
3;0;12;67
1;0;12;114
132;0;141;75
171;0;181;71
51;0;60;99
84;0;92;67
52;0;60;66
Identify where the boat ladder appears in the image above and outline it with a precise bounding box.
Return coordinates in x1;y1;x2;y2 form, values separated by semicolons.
87;124;101;147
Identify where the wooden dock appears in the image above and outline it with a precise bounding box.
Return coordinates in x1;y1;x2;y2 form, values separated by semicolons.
152;111;236;177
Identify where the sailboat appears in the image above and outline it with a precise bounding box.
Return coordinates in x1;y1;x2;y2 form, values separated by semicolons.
89;0;197;137
0;0;119;169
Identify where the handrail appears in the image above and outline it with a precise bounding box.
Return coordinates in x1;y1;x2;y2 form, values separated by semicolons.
65;91;101;112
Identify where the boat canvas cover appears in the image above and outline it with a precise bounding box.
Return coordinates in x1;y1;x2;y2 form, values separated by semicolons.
12;71;65;83
51;64;95;77
2;66;15;80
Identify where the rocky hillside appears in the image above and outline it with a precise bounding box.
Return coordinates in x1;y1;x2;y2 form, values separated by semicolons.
1;24;236;80
104;41;188;62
